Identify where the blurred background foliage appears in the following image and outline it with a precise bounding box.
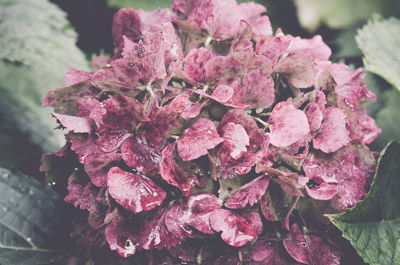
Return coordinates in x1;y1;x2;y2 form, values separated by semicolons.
1;0;400;264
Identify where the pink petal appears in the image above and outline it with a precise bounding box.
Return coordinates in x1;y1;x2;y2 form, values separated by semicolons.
52;113;94;134
64;68;92;85
184;47;214;84
237;69;275;108
313;107;350;153
160;143;200;196
269;102;310;147
90;95;148;130
221;122;250;159
165;193;222;236
75;98;99;117
283;224;341;265
121;134;162;174
287;35;332;61
274;53;316;88
209;209;262;247
105;216;138;258
107;167;166;214
177;118;223;161
112;8;142;52
304;102;323;134
306;182;338;200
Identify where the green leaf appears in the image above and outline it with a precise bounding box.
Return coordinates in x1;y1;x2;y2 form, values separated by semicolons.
294;0;396;31
0;167;64;265
333;25;363;59
371;89;400;151
0;0;89;152
329;141;400;265
356;17;400;91
107;0;172;10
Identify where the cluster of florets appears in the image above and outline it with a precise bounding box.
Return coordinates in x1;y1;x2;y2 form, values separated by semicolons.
42;0;380;264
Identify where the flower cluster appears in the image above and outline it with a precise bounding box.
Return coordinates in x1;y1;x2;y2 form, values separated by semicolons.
42;0;380;264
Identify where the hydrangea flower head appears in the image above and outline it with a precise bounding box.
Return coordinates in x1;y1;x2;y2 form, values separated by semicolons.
42;0;380;263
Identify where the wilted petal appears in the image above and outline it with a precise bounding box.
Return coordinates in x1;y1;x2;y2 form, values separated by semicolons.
65;183;96;212
177;118;223;161
225;175;269;209
43;82;100;115
313;107;350;153
269;102;310;147
107;167;166;213
209;209;262;247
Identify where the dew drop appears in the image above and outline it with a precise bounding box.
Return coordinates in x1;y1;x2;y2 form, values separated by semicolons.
128;61;134;66
105;63;111;68
301;242;307;247
26;237;32;242
29;190;34;195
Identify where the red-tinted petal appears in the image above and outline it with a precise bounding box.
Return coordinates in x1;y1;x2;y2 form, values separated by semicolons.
112;8;142;52
84;153;121;187
55;113;93;134
107;167;166;213
237;69;275;108
221;122;250;159
160;143;200;196
90;95;148;130
209;209;262;247
177;118;223;161
269;102;310;147
121;134;162;174
306;182;338;200
283;224;341;265
313;107;350;153
105;216;138;258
